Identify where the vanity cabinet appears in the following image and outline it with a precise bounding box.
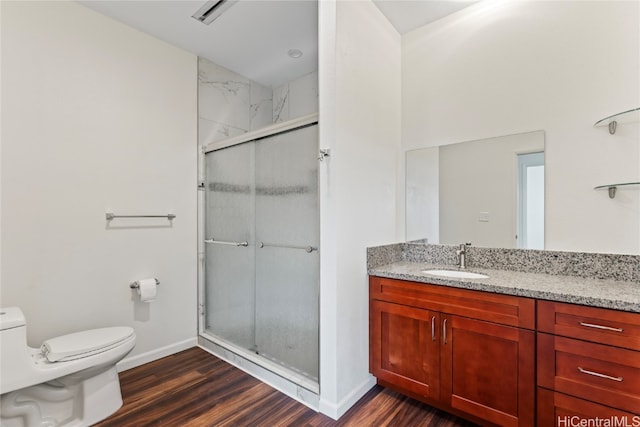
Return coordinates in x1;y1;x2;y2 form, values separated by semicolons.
537;301;640;423
369;277;536;426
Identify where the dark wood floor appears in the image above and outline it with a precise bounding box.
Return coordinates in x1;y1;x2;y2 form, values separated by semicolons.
96;347;478;427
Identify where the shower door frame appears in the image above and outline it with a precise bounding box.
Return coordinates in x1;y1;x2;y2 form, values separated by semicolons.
197;113;320;396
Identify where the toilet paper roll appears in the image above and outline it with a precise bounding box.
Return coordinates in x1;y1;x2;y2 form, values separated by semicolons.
137;278;157;302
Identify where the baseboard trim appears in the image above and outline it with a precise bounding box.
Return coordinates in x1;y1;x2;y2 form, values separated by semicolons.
116;337;197;372
319;374;377;420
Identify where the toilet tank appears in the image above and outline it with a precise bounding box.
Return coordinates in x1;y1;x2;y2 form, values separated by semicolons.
0;307;26;330
1;307;32;395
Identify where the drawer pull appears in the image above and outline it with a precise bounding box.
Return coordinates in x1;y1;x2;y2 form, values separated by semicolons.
578;322;624;333
431;316;436;341
577;367;623;382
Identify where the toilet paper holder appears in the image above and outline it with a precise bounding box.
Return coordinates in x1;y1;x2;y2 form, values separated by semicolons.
130;278;160;289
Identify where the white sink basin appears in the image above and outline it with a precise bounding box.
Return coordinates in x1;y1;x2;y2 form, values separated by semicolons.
422;269;489;279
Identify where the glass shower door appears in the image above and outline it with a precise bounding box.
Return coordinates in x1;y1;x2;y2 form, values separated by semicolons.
204;142;256;350
203;123;319;387
254;125;319;382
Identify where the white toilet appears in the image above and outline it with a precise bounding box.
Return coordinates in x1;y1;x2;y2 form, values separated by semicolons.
0;307;136;427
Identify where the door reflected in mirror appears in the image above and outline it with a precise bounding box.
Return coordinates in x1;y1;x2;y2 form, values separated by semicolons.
406;131;545;249
517;152;544;249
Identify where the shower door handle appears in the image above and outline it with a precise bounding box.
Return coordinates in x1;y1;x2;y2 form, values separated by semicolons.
204;238;249;247
257;241;317;253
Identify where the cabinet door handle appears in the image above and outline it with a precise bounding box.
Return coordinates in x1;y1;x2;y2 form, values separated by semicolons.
442;319;447;344
579;322;624;333
578;367;623;382
431;316;436;341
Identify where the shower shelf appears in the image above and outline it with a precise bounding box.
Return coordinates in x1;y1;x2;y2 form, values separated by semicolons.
594;107;640;135
594;182;640;199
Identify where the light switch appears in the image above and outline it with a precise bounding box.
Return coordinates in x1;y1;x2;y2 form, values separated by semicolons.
478;212;490;222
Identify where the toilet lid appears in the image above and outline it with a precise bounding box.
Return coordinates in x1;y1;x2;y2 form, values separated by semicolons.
41;326;134;362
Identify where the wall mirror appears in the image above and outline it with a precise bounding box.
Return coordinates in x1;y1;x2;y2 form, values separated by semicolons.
406;131;545;249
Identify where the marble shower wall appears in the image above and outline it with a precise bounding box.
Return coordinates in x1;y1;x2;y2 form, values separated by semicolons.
198;57;319;146
273;71;319;123
198;58;273;146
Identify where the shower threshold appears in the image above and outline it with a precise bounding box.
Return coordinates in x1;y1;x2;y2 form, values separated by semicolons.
198;332;320;396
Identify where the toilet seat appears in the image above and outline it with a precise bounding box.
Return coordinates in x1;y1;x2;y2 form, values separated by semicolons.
41;327;135;362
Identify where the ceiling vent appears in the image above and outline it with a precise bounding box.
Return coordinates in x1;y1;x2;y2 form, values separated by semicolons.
192;0;237;25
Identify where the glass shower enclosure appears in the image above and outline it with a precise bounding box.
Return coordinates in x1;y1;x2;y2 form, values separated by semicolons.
201;120;319;391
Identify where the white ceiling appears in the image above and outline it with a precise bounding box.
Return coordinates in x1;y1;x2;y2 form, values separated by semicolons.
78;1;477;88
373;1;478;34
78;0;319;88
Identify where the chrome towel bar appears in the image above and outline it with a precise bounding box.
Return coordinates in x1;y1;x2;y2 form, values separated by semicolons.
106;213;176;220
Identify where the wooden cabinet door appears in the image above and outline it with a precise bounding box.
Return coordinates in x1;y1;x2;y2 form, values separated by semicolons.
440;315;535;427
370;300;440;400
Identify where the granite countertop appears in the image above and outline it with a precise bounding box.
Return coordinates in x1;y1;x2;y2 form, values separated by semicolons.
368;261;640;313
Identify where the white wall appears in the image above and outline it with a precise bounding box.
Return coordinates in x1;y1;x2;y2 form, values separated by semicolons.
1;1;198;366
402;0;640;254
319;0;401;418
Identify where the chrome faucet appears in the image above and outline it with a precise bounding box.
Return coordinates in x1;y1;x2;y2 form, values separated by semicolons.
457;242;471;269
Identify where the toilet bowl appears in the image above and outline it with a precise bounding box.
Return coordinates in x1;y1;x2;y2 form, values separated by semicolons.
0;307;136;427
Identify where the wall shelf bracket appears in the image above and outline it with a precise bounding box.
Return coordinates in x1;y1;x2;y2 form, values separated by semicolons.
594;182;640;199
594;107;639;135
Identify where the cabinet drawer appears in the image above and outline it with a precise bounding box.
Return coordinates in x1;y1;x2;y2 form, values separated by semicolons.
538;333;640;414
537;388;640;427
370;277;535;329
538;301;640;351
